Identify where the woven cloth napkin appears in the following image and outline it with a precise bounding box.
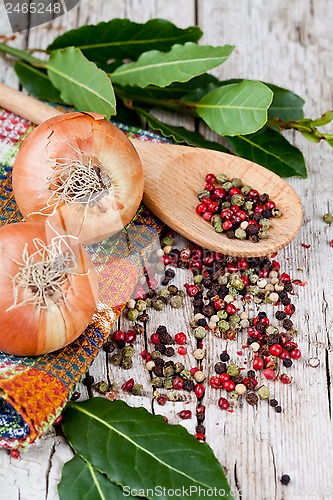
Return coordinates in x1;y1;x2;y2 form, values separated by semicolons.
0;108;165;449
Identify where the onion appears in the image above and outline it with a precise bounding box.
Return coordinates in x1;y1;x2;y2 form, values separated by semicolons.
0;221;99;356
12;112;144;245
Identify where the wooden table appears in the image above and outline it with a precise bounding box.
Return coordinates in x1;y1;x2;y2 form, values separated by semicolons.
0;1;333;499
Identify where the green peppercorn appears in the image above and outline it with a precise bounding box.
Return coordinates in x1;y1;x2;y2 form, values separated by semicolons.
214;223;223;233
177;290;185;297
163;378;173;389
218;320;230;332
145;298;152;308
121;345;135;358
135;299;147;311
232;177;243;188
132;384;143;396
216;173;228;184
323;212;333;224
229;314;240;325
167;390;180;401
259;218;271;229
161;236;174;246
174;362;185;373
249;273;259;284
231;194;245;206
193;326;207;339
258;228;267;239
180;369;191;380
153;300;165;311
121;358;133;370
151;377;163;388
159;288;170;298
258;385;270;400
197;189;211;201
227;364;240;377
211;214;222;225
271;208;282;217
110;353;122;366
221;201;231;209
217;275;228;286
93;381;109;394
168;285;178;295
193;274;203;285
242;185;252;196
163;366;175;378
169;295;183;308
230;276;245;290
151;350;162;360
223;181;233;191
127;308;139;321
217;309;228;320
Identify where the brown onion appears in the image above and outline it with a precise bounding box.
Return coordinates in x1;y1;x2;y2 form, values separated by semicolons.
0;221;99;356
12;112;144;245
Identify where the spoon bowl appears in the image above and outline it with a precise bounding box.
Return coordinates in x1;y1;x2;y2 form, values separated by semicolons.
0;83;303;257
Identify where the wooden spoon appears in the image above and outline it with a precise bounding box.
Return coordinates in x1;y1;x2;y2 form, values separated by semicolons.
0;82;302;257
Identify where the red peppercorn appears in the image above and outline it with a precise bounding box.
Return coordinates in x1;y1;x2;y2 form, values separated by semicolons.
284;304;295;316
259;268;269;278
280;272;291;282
209;376;222;389
219;373;230;383
190;260;202;271
205;173;217;184
237;210;247;221
248;189;259;199
206;201;219;213
196;404;205;415
203;255;215;266
223;380;235;392
190;367;199;376
254;204;264;214
218;397;229;410
173;377;184;390
186;284;199;297
248;327;260;338
197;340;203;349
125;330;136;343
146;353;152;362
195;433;206;441
134;285;146;300
163;255;171;266
238;258;248;269
221;208;232;220
213;188;226;199
178;346;187;355
284;341;298;351
204;182;215;191
112;329;125;342
156;395;167;406
150;333;160;345
196;203;206;215
280;374;292;384
265;200;276;210
240;275;250;287
229;187;241;196
269;344;283;357
222;220;233;231
260;317;270;327
9;449;21;460
279;350;290;360
226;303;237;315
53;415;63;426
227;262;239;273
253;357;264;370
122;378;134;392
290;348;301;359
213;298;224;310
263;368;276;380
175;332;187;344
194;384;205;399
203;211;212;222
271;259;281;271
178;410;192;420
140;349;149;359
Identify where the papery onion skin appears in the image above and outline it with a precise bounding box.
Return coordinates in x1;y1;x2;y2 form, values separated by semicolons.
12;112;144;245
0;222;99;356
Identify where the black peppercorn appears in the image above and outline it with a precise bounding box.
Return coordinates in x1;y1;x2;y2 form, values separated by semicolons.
275;310;287;320
183;380;195;391
197;318;207;327
275;405;282;413
164;360;174;368
138;312;149;322
247;224;259;235
220;351;230;362
258;311;267;319
247;369;256;378
202;304;215;317
154;358;165;367
83;374;94;387
196;424;206;434
214;362;227;374
165;347;175;357
152;366;163;377
116;340;126;349
280;475;290;486
269;399;278;407
284;282;293;292
226;230;235;239
280;296;291;306
261;209;271;219
197;413;205;423
246;393;258;406
165;268;176;279
283;358;293;368
70;391;81;401
159;332;173;344
283;319;293;330
103;341;116;353
156;343;166;354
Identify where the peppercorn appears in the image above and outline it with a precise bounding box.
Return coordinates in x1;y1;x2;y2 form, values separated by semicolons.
283;358;293;368
275;405;282;413
165;347;175;357
174;362;185;373
269;398;278;407
153;366;163;377
227;364;240;377
127;308;139;321
70;391;81;401
110;353;122;366
169;295;183;308
245;393;259;406
116;340;126;349
132;384;144;396
220;351;230;362
151;377;163;388
154;357;165;367
193;326;207;339
93;381;109;394
183;380;195;391
196;424;206;434
156;343;166;354
121;358;133;370
103;341;116;353
214;362;227;374
323;213;333;224
137;312;149;322
121;345;135;358
280;474;291;486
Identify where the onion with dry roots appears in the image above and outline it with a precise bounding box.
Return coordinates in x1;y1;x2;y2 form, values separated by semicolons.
12;112;144;245
0;221;99;356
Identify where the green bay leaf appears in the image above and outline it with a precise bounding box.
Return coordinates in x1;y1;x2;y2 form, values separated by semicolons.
226;126;307;178
14;61;63;103
196;80;273;136
62;399;232;500
111;43;234;88
266;83;304;120
47;18;202;62
138;109;228;152
58;455;132;500
47;47;116;118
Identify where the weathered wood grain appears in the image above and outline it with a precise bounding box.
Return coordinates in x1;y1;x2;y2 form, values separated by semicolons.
0;1;333;499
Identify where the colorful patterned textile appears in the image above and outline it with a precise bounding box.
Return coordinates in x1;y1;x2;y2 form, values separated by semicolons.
0;108;164;449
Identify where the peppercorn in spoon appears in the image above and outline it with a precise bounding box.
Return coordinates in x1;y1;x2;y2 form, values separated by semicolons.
0;83;302;257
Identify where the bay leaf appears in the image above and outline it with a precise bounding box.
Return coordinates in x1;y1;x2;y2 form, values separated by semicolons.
111;43;234;88
58;455;135;500
14;61;63;103
138;109;228;152
62;399;232;500
47;47;116;118
266;83;305;120
196;80;273;136
47;18;202;62
226;126;307;178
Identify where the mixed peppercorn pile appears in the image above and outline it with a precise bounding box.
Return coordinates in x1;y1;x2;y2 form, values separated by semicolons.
196;173;281;241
